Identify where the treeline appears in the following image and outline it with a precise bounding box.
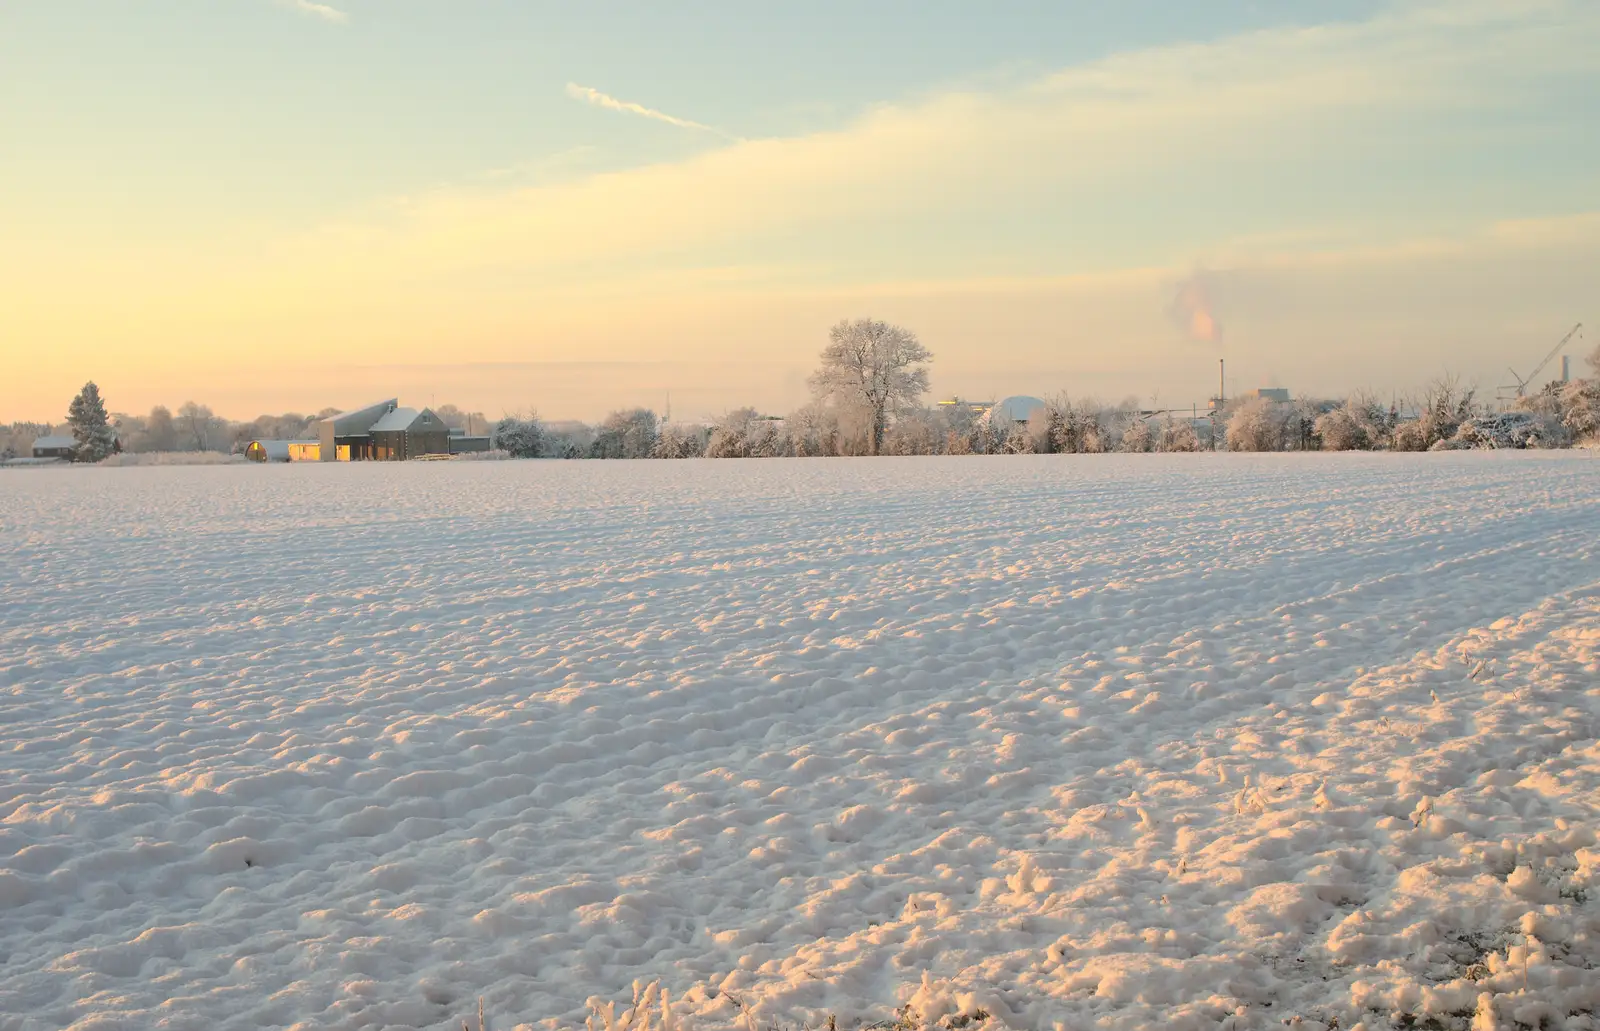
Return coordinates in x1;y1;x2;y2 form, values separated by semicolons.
0;401;489;460
494;371;1600;461
10;317;1598;463
487;318;1600;459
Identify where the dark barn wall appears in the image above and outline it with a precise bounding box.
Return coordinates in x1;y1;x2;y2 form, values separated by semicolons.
371;429;451;460
409;430;450;458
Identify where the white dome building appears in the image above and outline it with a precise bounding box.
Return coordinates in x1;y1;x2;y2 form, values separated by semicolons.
984;396;1048;427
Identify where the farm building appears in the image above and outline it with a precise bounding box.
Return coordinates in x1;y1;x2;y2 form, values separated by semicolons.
316;399;491;461
245;439;320;462
31;435;77;460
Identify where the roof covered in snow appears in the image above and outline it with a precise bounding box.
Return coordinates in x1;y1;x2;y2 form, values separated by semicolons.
320;399;399;436
369;407;444;433
985;396;1048;425
32;435;76;450
369;407;421;432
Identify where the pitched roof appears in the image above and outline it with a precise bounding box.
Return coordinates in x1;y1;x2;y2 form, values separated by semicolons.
369;407;421;432
32;435;77;449
321;398;400;436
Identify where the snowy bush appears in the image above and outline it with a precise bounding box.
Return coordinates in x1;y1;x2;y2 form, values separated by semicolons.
1395;376;1477;451
1314;395;1391;451
1556;379;1600;442
653;424;708;459
1449;411;1570;450
1120;415;1155;453
100;451;246;467
493;414;547;458
1045;396;1119;454
588;409;659;460
884;409;945;456
1225;397;1291;452
705;409;784;458
1154;416;1200;453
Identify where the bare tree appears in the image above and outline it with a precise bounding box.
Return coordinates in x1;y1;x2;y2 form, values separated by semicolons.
808;318;932;456
1393;375;1476;451
177;401;221;451
144;405;177;452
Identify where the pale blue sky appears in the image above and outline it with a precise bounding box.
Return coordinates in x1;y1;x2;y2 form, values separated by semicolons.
2;0;1596;420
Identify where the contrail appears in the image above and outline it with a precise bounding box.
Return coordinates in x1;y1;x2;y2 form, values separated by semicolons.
565;83;736;139
282;0;348;23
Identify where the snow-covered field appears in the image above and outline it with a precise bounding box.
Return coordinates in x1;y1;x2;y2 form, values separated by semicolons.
3;454;1599;1031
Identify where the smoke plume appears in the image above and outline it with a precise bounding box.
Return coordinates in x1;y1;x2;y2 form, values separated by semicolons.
1169;273;1222;344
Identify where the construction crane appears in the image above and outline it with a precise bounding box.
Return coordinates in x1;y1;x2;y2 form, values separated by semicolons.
1505;323;1583;399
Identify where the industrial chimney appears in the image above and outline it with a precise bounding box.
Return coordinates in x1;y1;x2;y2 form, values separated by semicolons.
1563;354;1572;383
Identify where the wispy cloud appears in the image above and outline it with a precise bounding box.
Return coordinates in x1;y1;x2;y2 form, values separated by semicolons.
565;83;736;139
11;0;1599;417
281;0;348;24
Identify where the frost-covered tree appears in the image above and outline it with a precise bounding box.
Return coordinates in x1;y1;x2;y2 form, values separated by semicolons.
1393;376;1476;451
1314;393;1389;451
653;423;709;458
706;408;775;458
1225;397;1291;452
176;401;229;452
142;405;178;452
808;318;932;456
780;401;837;457
1155;416;1200;453
1045;395;1120;454
493;412;547;458
589;408;659;459
66;381;116;462
1120;415;1155;453
886;407;952;456
1556;379;1600;442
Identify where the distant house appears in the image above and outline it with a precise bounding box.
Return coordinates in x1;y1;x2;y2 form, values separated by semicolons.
315;399;491;461
369;407;449;461
317;398;397;461
31;435;76;460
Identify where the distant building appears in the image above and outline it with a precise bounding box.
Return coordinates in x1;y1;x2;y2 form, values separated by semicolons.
31;435;77;460
369;407;450;461
245;439;319;462
937;397;996;414
446;428;491;455
1211;388;1292;411
316;399;491;461
318;398;396;461
984;396;1049;426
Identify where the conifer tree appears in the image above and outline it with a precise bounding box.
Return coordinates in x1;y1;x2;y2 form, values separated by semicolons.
67;381;116;463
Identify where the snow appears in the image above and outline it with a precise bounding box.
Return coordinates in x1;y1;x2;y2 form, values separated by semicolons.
2;453;1599;1031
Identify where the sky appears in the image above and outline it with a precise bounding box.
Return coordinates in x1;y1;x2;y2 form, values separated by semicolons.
2;0;1596;423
